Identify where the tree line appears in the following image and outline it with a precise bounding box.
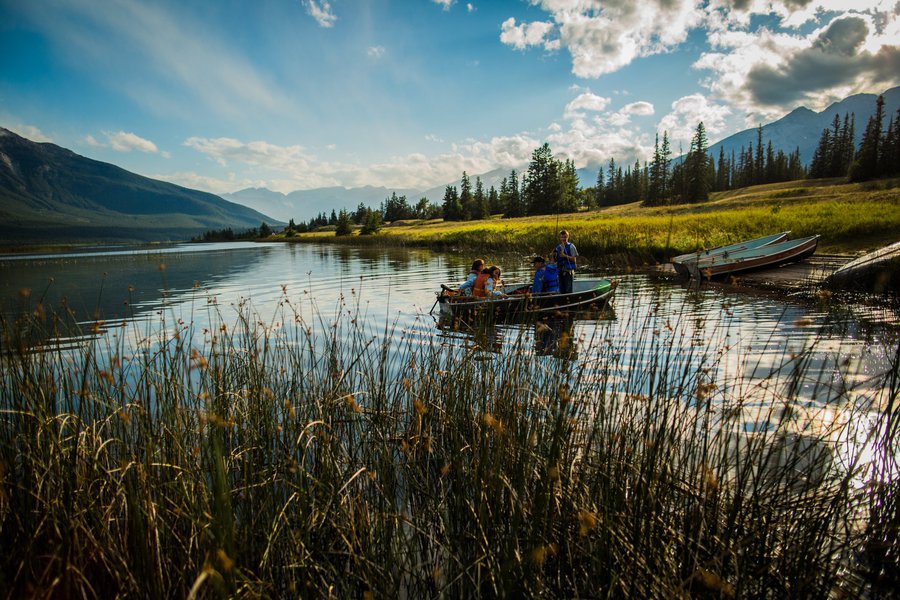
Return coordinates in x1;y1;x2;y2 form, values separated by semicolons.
198;94;899;240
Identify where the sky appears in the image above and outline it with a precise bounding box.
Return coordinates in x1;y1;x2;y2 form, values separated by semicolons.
1;0;898;196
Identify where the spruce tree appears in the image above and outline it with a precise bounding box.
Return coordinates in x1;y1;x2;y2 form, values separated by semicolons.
685;122;711;202
849;94;885;182
523;143;559;215
459;172;473;220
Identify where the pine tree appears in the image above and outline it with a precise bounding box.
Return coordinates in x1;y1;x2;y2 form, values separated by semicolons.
442;185;462;221
503;170;525;218
459;172;473;220
715;146;729;191
523;143;560;215
488;185;502;215
849;94;885;182
471;176;489;220
558;158;580;212
593;168;605;207
335;209;352;236
684;122;711;202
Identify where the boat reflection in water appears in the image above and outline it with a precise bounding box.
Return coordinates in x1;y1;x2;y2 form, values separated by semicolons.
435;306;615;360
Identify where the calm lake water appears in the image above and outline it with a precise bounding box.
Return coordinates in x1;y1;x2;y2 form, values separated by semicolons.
1;241;897;450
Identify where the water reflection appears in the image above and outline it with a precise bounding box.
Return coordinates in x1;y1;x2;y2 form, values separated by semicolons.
435;308;616;360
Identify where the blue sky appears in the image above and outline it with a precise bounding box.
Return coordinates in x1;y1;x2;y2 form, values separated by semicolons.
1;0;897;195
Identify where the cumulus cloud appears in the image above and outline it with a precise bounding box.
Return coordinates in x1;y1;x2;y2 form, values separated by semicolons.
696;11;900;120
502;0;703;77
181;132;542;192
563;92;611;119
433;0;453;10
500;18;556;51
304;0;336;28
657;94;732;147
86;130;160;153
606;101;656;126
367;45;386;59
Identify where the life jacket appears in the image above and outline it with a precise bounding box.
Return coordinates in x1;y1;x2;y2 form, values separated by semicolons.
540;264;559;292
473;272;491;297
555;242;577;271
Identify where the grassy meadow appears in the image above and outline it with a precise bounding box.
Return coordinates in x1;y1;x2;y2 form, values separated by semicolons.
283;178;900;265
1;290;898;597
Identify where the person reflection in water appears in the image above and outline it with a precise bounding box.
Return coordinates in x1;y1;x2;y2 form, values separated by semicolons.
535;317;577;359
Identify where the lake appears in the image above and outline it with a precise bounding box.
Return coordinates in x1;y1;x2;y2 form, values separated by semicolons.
2;241;896;439
2;240;899;596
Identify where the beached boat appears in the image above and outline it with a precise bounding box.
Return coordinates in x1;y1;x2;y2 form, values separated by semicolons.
824;240;900;293
671;232;789;277
435;278;617;319
685;235;820;279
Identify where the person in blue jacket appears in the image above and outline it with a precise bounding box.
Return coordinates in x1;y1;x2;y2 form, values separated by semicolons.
552;229;578;294
531;256;559;293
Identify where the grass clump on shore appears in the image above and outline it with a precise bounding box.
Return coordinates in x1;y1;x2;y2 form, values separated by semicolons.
282;178;900;265
1;291;899;598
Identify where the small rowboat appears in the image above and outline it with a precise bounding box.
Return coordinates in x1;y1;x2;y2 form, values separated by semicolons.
436;278;617;319
824;240;900;293
686;235;820;279
672;232;789;277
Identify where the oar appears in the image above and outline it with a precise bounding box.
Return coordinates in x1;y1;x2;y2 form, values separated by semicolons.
429;284;457;315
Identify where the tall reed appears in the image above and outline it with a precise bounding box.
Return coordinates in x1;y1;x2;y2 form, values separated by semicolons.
0;287;897;598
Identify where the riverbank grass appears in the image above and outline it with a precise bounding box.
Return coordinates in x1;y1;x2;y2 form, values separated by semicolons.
282;178;900;263
1;292;898;597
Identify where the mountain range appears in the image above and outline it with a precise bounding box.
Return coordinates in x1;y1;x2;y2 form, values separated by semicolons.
0;127;279;243
226;86;899;221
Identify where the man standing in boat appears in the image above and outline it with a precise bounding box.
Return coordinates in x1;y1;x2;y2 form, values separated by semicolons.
531;256;559;293
552;230;578;294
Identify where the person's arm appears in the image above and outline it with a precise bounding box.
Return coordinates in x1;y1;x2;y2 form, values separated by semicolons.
532;270;543;293
458;273;476;291
486;278;503;296
569;243;578;266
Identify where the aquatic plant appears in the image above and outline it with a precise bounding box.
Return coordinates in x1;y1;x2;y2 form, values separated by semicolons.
0;288;897;598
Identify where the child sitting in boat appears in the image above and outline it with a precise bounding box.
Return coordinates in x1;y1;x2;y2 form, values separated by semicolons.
457;259;485;296
473;265;505;297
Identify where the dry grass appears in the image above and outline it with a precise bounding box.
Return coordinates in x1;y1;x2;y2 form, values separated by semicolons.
1;288;898;597
280;178;900;264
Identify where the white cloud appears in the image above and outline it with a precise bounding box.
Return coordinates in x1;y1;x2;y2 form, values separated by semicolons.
107;131;159;153
696;10;900;121
658;94;732;148
563;92;611;119
467;3;475;12
500;18;557;51
304;0;337;28
367;45;386;59
85;130;160;153
8;124;52;142
182;132;540;193
502;0;703;77
185;137;313;170
606;101;655;126
433;0;454;10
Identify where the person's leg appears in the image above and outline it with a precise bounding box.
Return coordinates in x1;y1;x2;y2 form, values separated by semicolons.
560;270;573;293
